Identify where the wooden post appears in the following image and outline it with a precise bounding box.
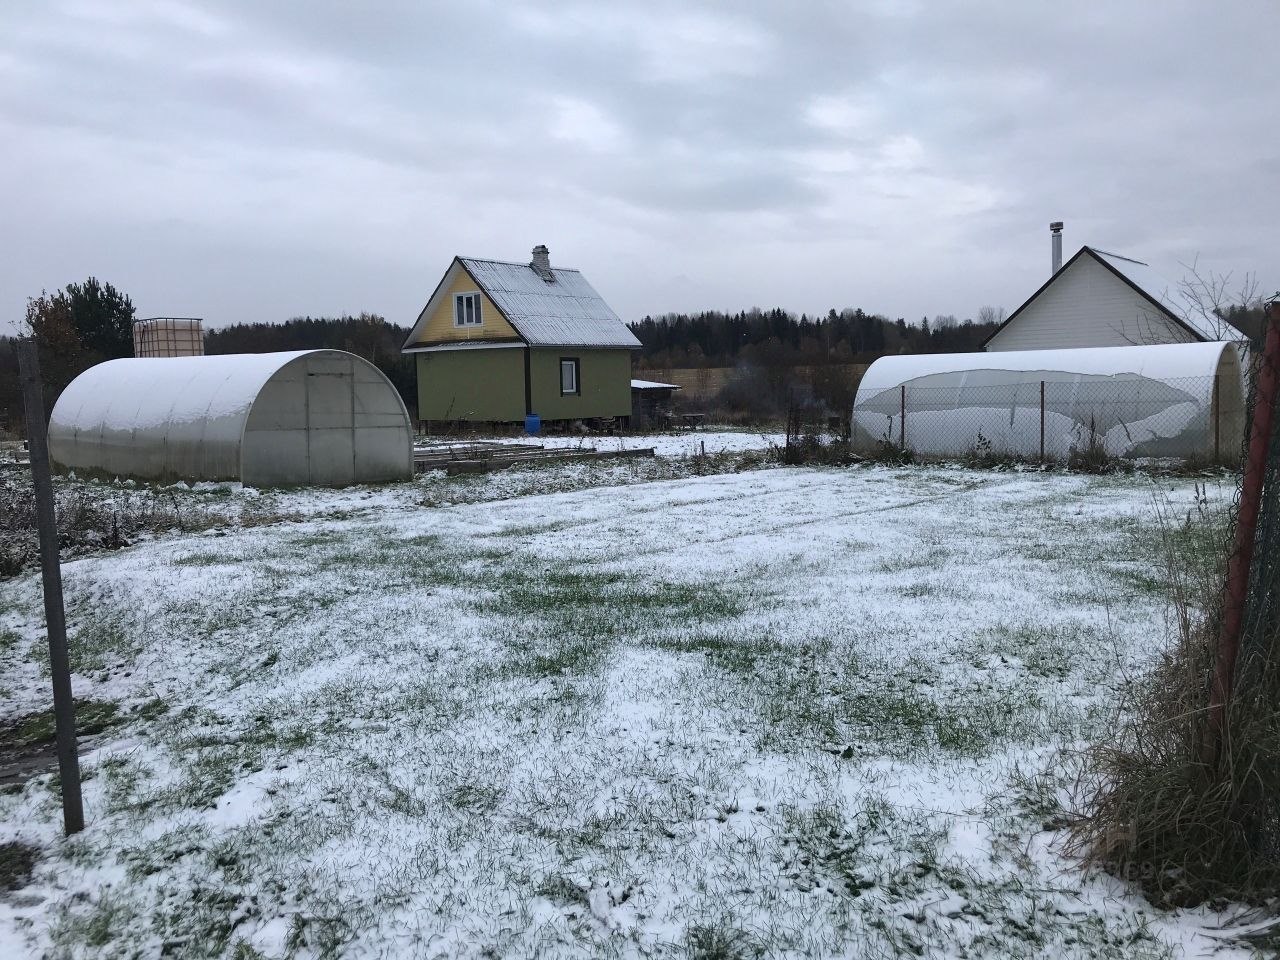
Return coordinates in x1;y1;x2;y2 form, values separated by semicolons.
1040;380;1046;463
1207;300;1280;760
899;384;906;450
16;340;84;835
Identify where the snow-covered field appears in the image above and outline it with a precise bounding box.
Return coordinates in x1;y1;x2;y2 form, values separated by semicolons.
0;462;1253;958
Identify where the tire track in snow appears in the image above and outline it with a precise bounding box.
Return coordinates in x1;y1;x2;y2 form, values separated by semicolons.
430;470;1026;566
582;476;1010;563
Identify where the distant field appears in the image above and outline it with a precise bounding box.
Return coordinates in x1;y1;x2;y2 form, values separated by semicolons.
0;460;1250;958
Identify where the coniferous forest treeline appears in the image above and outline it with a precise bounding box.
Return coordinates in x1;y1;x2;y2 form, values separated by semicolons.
629;308;1000;369
202;307;1000;374
203;314;417;414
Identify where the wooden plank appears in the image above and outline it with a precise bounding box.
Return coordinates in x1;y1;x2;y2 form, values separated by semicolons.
589;448;656;461
413;442;542;457
415;449;581;470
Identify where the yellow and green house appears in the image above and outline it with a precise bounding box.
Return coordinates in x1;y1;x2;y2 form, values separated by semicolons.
402;245;641;427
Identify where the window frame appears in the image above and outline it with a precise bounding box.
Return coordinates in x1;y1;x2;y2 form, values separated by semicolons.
559;357;581;396
453;292;483;327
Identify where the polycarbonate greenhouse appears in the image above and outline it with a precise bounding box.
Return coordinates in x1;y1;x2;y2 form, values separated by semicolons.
49;350;413;486
851;341;1246;461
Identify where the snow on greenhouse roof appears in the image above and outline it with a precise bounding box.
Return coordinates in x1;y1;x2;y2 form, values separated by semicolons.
50;351;317;434
404;256;641;350
856;341;1239;397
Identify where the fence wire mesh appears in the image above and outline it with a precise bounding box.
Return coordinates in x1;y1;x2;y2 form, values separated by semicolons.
846;374;1244;464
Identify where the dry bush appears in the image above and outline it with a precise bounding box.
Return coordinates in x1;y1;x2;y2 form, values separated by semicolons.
0;467;263;579
1068;487;1280;907
778;402;911;467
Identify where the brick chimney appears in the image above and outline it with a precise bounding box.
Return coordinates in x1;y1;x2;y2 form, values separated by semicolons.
530;244;554;282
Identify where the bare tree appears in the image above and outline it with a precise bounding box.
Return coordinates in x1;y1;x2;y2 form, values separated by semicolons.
1126;257;1260;348
976;305;1006;327
1175;258;1261;345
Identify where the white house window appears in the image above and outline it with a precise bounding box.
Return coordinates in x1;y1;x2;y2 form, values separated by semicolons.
454;292;482;327
560;358;580;396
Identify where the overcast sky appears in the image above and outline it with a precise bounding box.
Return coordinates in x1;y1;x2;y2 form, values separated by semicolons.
3;0;1277;335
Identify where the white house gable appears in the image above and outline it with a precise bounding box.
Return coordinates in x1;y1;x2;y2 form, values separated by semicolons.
987;253;1195;352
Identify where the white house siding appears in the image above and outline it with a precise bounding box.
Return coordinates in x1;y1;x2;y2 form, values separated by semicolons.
987;255;1195;352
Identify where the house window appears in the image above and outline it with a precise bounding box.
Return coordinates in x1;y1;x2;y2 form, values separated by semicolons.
560;358;580;396
454;292;482;327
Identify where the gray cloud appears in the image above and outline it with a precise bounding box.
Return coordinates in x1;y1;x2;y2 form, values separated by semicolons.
2;0;1276;335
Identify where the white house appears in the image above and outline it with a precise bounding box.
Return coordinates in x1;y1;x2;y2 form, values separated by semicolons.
984;223;1239;352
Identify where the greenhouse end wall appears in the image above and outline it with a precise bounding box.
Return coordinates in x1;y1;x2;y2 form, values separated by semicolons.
241;353;413;486
851;343;1246;462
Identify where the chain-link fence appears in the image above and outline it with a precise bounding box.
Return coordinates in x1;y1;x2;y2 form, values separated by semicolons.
848;374;1245;464
1241;348;1280;669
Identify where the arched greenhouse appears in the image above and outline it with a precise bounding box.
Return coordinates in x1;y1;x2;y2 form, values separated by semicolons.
48;350;413;486
851;342;1246;461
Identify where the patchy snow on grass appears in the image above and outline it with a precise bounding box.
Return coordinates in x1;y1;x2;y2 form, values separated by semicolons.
427;429;785;458
0;464;1255;958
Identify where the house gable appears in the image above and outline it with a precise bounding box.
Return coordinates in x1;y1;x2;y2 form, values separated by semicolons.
985;248;1200;352
403;259;524;350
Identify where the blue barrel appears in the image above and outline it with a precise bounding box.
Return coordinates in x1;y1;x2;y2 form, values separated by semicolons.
524;413;541;436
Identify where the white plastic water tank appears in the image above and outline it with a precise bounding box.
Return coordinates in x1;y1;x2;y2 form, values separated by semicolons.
132;317;205;358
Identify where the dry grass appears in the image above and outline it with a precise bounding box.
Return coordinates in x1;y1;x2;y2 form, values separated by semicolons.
1068;485;1280;907
0;465;285;579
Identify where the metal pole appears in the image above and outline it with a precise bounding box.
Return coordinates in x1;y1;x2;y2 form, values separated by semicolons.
899;384;906;450
1040;380;1046;463
1207;300;1280;759
16;339;84;835
1214;374;1221;463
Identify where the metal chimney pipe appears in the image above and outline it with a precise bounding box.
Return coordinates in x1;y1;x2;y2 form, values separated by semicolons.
1050;221;1063;275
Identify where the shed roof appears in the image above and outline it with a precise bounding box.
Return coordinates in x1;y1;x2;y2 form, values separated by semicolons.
630;379;681;390
404;256;641;350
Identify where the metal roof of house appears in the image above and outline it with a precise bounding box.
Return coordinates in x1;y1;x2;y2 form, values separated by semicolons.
1090;250;1222;342
457;258;640;348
